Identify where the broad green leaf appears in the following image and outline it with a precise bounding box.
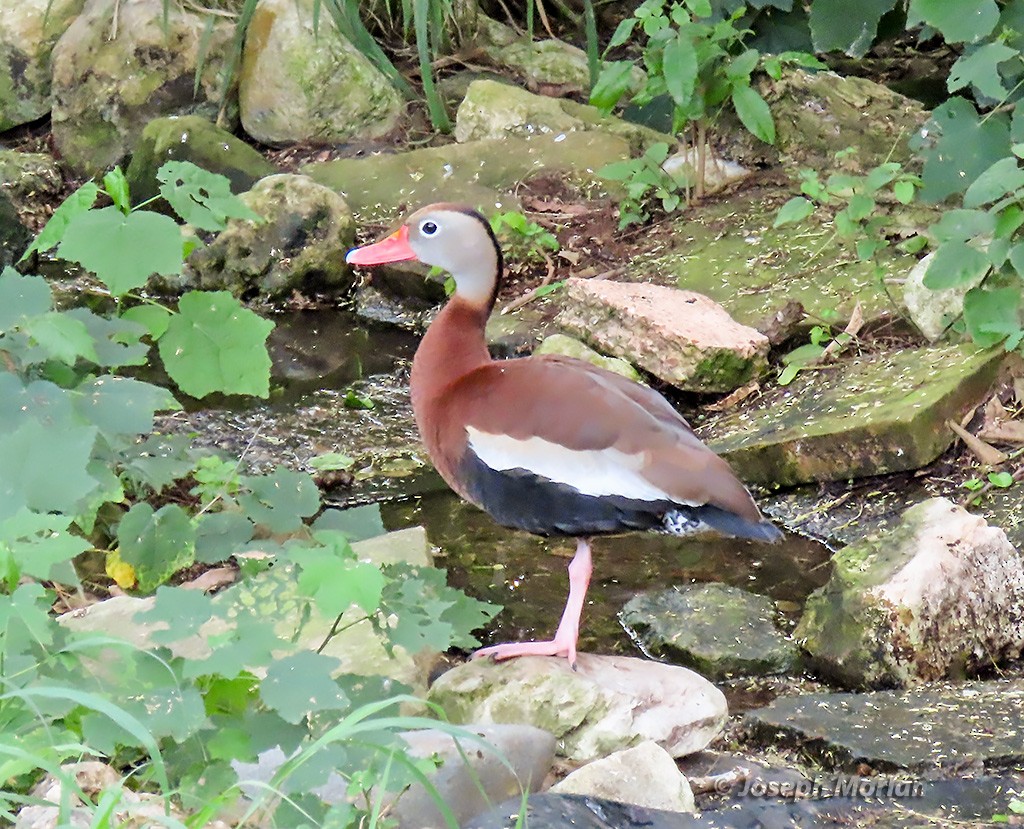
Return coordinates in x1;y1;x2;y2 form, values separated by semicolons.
864;162;901;191
0;270;52;331
119;434;195;493
20;181;100;261
156;161;261;232
731;84;775;144
0;420;98;521
809;0;897;56
1009;242;1024;279
238;467;320;534
73;376;178;435
195;512;255;564
606;17;637;50
948;42;1018;99
922;241;991;290
294;550;386;617
663;33;698;108
158;291;274;398
135;586;215;644
727;48;759;81
773;197;814;227
20;312;98;365
963;285;1021;346
57;207;183;296
589;61;636;113
0;509;87;585
64;308;149;367
911;97;1011;203
963;157;1024;207
996;205;1024;239
117;503;196;592
989;470;1015;487
103;168;131;214
893;179;917;204
259;652;349;724
122;304;171;340
845;193;875;221
907;0;999;43
309;452;355;472
313;504;385;542
0;376;72;433
930;208;997;244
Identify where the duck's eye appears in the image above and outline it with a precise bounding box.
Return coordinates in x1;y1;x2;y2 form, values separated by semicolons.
420;220;438;236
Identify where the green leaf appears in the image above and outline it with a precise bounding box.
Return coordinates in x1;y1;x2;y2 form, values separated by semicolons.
20;312;98;365
948;42;1018;99
0;420;98;521
963;285;1021;347
0;509;87;585
136;585;215;644
923;241;991;290
912;98;1011;203
907;0;999;43
309;452;354;472
238;467;320;534
117;503;196;592
809;0;898;57
930;208;997;244
606;17;637;50
731;84;776;144
893;179;917;204
963;157;1024;207
259;652;349;724
988;471;1015;487
57;207;183;296
73;376;177;435
156;161;261;232
996;205;1024;239
777;363;801;385
64;308;149;368
103;168;131;214
158;291;274;398
295;551;386;617
663;33;698;109
589;61;636;113
727;48;759;81
773;197;814;227
1009;242;1024;279
20;181;100;261
313;504;386;542
845;193;875;222
0;270;52;331
122;304;171;339
195;512;255;564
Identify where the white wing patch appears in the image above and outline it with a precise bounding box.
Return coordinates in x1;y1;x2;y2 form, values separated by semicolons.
466;427;674;503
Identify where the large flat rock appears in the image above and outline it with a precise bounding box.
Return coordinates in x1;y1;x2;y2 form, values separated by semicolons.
701;344;1005;487
746;680;1024;772
557;279;769;392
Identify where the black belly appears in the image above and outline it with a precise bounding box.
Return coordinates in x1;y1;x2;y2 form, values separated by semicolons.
458;452;673;537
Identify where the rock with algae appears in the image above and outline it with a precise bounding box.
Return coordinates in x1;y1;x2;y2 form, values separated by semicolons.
557;278;770;392
794;498;1024;689
702;344;1005;487
535;334;643;382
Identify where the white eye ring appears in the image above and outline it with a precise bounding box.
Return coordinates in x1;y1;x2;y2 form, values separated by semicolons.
420;220;439;236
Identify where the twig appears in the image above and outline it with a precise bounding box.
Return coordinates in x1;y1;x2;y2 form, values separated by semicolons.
946;419;1008;466
687;766;751;794
500;254;557;314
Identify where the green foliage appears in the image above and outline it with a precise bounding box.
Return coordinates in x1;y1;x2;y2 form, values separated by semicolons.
489;210;560;262
0;160;500;825
599;142;688;228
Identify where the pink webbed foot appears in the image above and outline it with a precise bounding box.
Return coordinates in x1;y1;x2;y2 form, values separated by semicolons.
472;632;578;667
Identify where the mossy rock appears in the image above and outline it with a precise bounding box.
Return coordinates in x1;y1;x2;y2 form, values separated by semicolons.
534;334;643;382
302;132;629;221
701;344;1005;487
620;584;798;679
126;115;276;203
0;191;31;266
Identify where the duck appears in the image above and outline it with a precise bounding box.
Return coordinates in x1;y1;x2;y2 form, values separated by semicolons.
346;203;781;666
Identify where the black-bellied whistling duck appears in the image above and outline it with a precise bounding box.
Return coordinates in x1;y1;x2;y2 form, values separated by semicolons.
346;203;781;666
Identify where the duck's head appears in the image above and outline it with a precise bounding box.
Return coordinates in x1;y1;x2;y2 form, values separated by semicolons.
346;203;502;309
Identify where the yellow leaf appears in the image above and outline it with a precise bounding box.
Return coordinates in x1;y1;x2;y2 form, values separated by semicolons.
106;549;137;589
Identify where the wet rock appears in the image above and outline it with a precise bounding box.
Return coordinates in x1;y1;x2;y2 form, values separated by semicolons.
301;132;629;221
746;679;1024;771
902;251;983;342
745;69;927;171
126;115;277;203
476;17;595;89
59;527;438;693
239;0;403;145
50;0;237;176
234;723;554;827
427;653;727;762
0;190;31;266
550;741;696;813
175;174;355;301
0;150;62;207
455;79;666;154
557;279;770;392
794;497;1024;688
535;334;643;382
651;188;917;329
0;0;85;131
703;344;1005;487
620;584;798;679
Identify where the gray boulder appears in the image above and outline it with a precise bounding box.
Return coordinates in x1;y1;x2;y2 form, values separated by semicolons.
178;174;356;301
50;0;237;175
239;0;403;145
0;0;86;130
795;497;1024;688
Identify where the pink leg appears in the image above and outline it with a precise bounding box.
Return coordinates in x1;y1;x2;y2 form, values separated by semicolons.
473;537;593;668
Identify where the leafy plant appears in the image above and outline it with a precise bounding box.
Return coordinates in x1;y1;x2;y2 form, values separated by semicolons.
598;142;688;228
490;210;560;262
0;161;499;825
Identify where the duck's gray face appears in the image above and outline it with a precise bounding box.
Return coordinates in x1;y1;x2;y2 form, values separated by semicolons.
346;205;499;306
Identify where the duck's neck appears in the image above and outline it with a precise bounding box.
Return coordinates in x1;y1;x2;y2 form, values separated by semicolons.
410;296;492;416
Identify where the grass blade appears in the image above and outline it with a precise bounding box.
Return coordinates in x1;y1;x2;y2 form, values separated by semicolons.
413;0;451;131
